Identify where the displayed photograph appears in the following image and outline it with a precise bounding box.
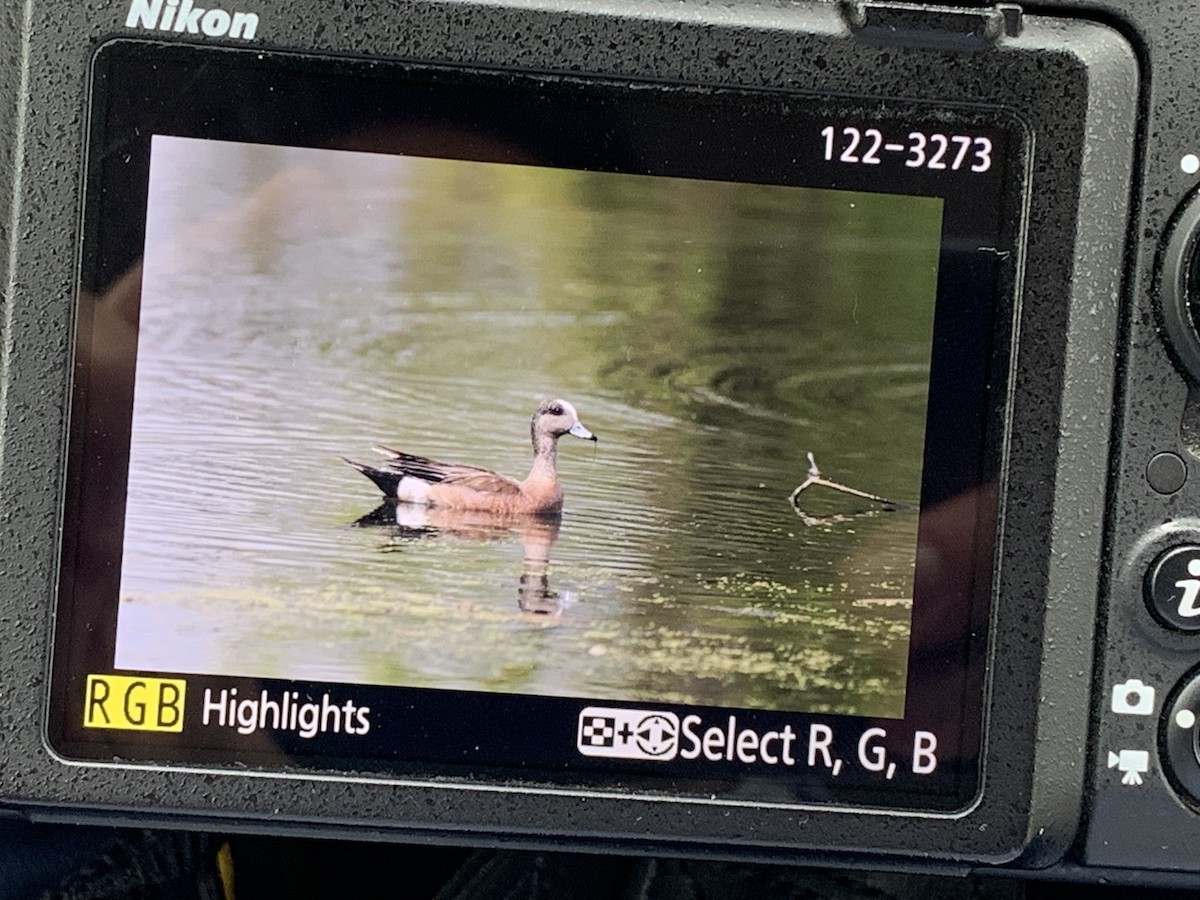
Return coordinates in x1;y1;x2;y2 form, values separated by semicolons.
113;135;944;719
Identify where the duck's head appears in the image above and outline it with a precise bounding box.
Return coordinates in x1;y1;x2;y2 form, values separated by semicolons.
532;399;596;445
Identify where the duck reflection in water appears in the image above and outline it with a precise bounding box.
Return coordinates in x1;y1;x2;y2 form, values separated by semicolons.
351;503;571;615
344;399;596;615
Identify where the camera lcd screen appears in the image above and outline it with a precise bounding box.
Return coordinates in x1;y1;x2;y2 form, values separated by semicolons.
123;134;940;720
50;42;1022;811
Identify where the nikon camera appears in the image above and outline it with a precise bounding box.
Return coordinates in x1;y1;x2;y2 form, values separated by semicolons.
3;0;1199;883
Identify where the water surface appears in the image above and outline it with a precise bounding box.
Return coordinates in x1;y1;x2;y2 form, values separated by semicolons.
115;136;943;718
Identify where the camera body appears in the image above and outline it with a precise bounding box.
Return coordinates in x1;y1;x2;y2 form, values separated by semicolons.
0;0;1198;882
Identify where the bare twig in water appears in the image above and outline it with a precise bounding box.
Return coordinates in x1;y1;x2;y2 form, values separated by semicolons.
788;452;912;524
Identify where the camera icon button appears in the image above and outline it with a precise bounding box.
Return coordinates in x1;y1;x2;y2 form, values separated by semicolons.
1111;679;1156;716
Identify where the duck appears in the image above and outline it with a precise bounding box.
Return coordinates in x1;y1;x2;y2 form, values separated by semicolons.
344;399;596;515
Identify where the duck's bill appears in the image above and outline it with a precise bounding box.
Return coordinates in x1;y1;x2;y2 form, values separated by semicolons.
569;421;597;441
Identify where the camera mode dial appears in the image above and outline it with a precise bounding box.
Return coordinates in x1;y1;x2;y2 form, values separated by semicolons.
1160;669;1200;805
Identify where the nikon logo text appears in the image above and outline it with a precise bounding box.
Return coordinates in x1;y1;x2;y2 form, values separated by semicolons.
126;0;259;40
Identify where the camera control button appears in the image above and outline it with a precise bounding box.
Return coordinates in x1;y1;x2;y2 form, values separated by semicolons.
1145;545;1200;632
1160;193;1200;379
1147;451;1187;495
1161;670;1200;802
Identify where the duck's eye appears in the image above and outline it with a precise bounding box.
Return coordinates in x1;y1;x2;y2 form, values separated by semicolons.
547;404;564;416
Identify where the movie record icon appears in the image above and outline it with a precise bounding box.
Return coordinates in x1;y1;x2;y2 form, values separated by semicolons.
577;707;680;761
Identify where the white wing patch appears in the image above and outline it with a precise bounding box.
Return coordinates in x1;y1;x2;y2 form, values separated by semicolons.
394;476;432;505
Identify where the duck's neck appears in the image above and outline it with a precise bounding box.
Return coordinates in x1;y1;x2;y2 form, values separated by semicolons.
528;433;559;481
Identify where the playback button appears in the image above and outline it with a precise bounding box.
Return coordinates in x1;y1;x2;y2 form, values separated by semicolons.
1145;546;1200;632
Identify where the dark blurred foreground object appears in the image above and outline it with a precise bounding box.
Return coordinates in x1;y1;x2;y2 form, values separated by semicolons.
0;820;222;899
0;823;1194;900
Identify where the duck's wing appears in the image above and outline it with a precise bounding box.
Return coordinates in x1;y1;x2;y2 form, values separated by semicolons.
438;470;523;496
388;453;523;496
371;446;496;485
350;446;522;497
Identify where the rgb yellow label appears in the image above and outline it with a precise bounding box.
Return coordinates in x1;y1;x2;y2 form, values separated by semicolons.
83;675;186;732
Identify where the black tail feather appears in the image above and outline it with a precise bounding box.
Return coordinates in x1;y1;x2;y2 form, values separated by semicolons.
341;457;402;497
